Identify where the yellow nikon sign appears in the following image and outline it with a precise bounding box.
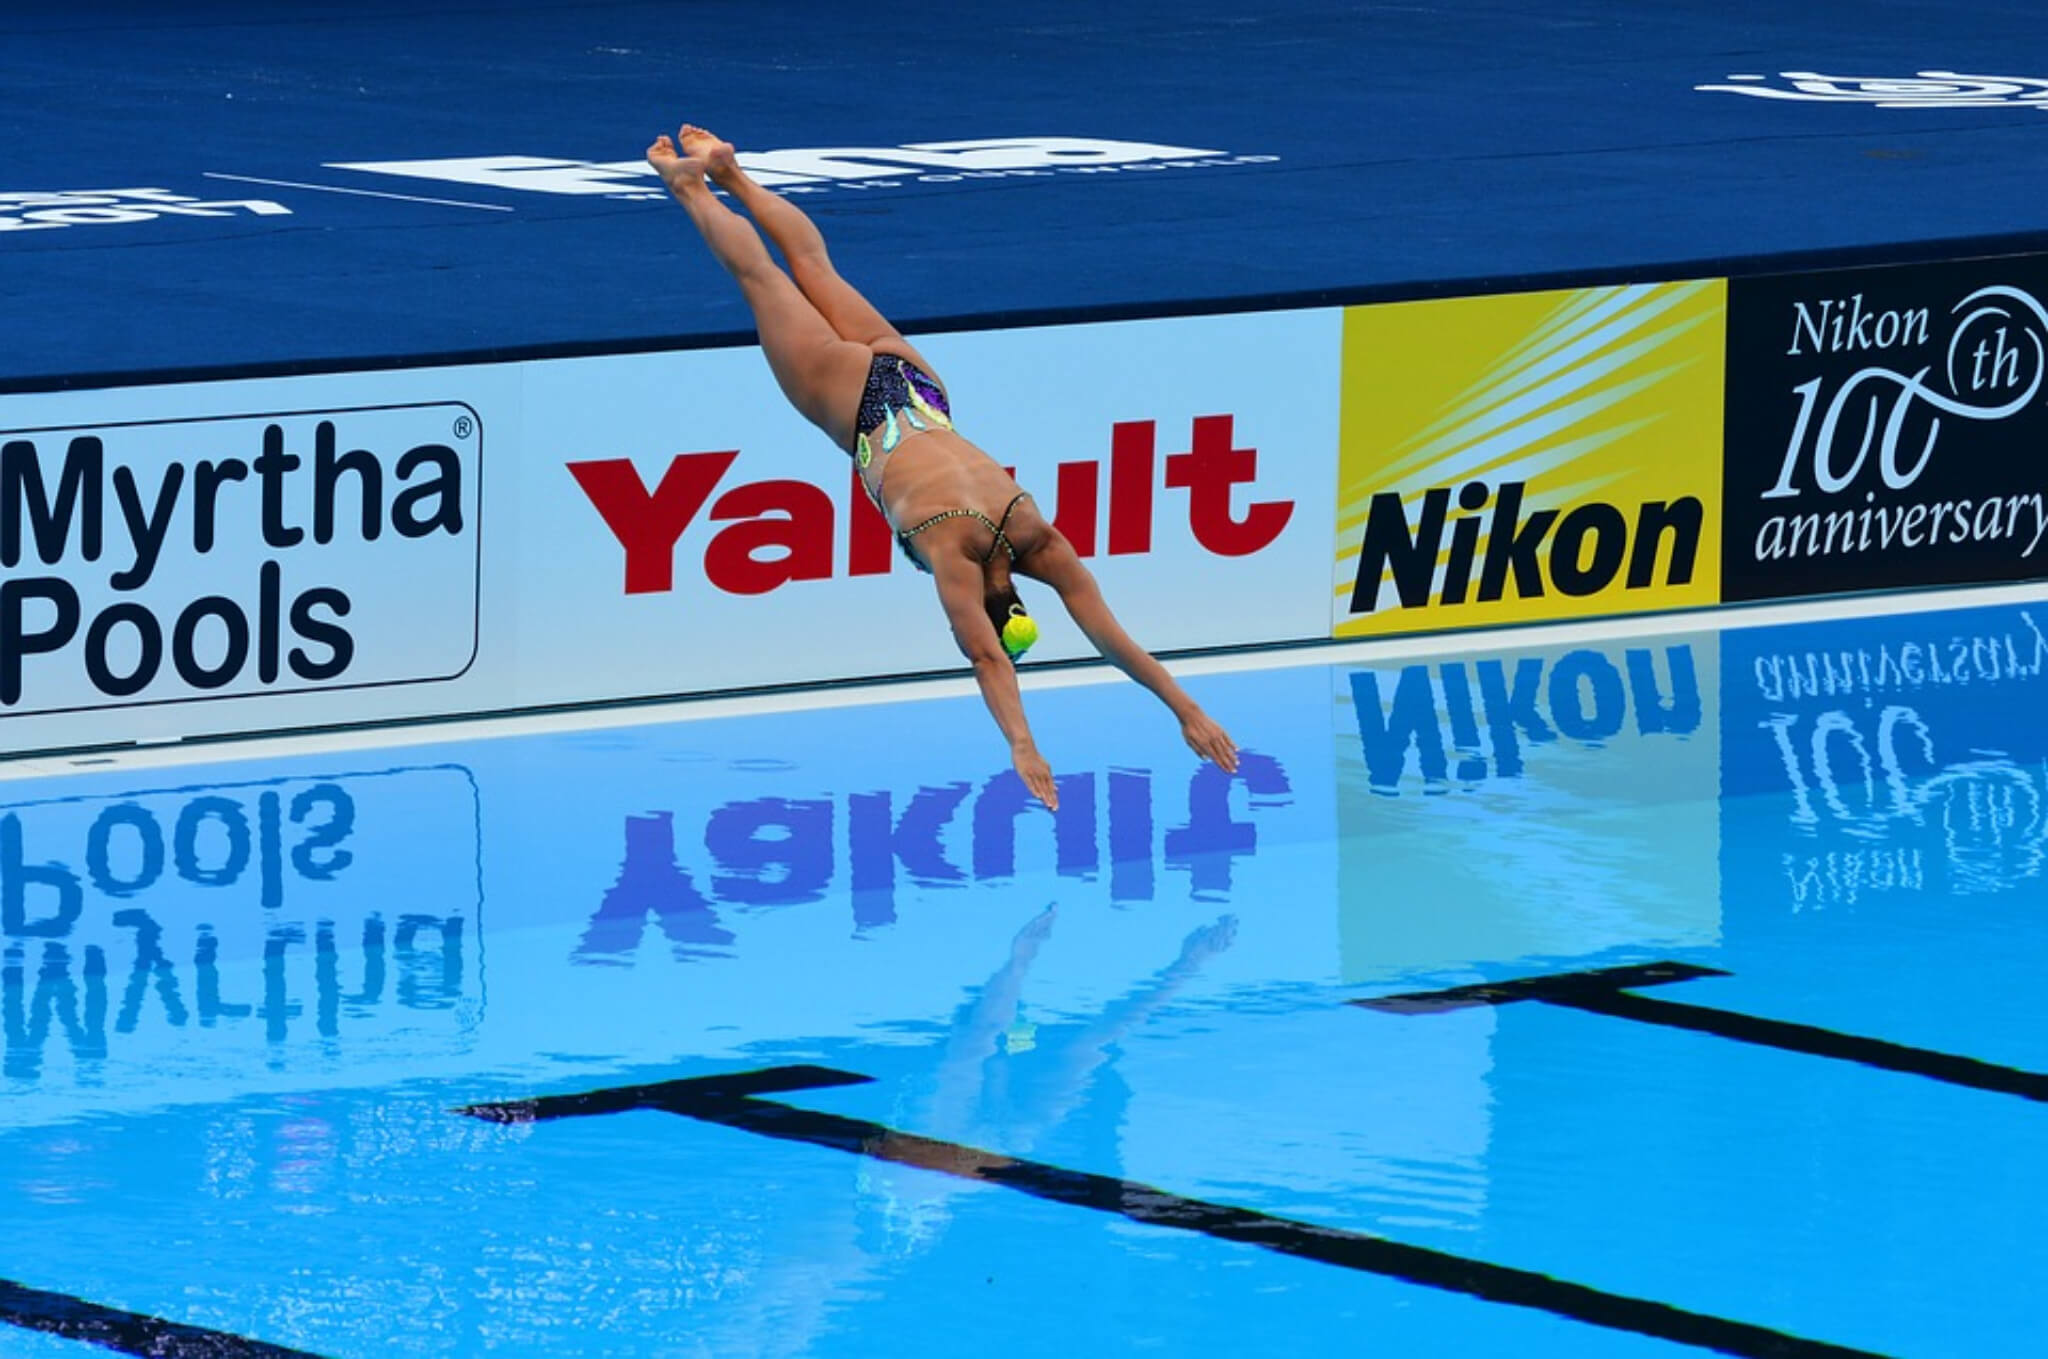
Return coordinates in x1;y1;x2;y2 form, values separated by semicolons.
1333;280;1727;637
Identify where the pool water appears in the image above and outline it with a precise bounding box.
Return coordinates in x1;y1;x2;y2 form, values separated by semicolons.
3;597;2044;1357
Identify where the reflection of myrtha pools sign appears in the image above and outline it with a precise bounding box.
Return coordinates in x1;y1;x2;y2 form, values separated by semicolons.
1698;71;2048;110
1723;257;2048;601
2;767;479;1091
332;137;1277;200
0;405;480;717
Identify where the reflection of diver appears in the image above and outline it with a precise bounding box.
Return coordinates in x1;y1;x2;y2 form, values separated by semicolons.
875;906;1237;1249
709;907;1236;1356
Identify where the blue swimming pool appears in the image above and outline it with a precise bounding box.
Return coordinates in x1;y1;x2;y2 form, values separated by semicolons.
3;596;2044;1356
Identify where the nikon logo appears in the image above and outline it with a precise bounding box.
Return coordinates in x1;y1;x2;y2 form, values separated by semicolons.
1346;479;1704;615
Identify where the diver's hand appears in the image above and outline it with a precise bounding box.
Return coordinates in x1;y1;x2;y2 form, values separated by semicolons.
1180;710;1239;774
1013;744;1059;810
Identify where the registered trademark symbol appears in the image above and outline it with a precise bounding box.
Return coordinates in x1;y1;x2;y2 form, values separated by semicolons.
453;416;474;439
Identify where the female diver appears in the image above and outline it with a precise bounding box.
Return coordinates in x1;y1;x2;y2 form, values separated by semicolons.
646;125;1238;809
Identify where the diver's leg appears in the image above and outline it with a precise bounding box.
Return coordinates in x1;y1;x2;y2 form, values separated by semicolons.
650;134;873;447
687;126;943;377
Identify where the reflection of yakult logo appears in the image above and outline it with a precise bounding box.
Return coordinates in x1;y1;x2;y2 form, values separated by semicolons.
1699;71;2048;109
0;404;481;716
1751;286;2048;564
579;754;1290;964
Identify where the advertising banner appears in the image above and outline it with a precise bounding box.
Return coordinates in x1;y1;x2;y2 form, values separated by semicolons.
1332;281;1727;638
1723;253;2048;601
0;308;1339;754
0;369;516;753
513;308;1340;701
0;403;481;719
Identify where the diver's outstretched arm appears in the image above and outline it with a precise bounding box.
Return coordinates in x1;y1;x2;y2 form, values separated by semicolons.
1020;541;1238;773
933;551;1059;809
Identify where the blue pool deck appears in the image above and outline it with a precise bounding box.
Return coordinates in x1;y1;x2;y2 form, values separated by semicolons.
9;0;2048;389
3;587;2045;1356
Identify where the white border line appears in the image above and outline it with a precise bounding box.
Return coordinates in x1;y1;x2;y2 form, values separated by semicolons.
202;172;514;212
8;580;2048;782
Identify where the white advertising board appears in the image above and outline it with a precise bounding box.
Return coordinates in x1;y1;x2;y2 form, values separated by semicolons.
0;308;1339;754
0;403;481;717
513;310;1341;699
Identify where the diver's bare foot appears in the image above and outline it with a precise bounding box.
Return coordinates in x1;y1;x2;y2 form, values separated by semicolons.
646;133;712;194
679;124;740;184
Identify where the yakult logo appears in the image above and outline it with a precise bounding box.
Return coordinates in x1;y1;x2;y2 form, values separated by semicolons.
0;405;481;717
571;415;1293;596
332;137;1279;201
1751;286;2048;564
1698;71;2048;109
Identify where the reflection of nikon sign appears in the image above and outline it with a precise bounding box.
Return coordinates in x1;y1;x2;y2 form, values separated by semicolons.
1332;282;1725;637
1333;634;1721;982
1724;256;2048;600
0;403;481;717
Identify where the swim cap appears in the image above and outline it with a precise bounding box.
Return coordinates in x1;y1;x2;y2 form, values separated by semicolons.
1001;607;1039;659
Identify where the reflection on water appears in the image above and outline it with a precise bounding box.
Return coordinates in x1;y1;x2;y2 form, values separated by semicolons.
1335;638;1719;982
1349;644;1703;793
1726;606;2048;909
574;753;1295;970
1;767;482;1106
4;606;2048;1355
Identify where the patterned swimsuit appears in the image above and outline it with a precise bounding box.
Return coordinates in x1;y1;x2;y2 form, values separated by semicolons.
850;353;1021;571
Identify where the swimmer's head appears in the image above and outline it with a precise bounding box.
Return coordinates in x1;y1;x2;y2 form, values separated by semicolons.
984;584;1037;662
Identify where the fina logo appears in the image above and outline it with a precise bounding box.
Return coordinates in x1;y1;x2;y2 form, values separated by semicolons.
330;138;1279;200
0;188;291;234
1697;71;2048;109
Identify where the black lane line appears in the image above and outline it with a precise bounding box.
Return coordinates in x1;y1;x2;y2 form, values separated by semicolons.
460;1066;1883;1359
0;1278;326;1358
1353;961;1728;1014
1550;987;2048;1102
1355;961;2048;1103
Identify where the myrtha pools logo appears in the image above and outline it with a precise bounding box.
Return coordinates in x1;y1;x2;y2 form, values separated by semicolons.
0;405;481;716
1697;71;2048;109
